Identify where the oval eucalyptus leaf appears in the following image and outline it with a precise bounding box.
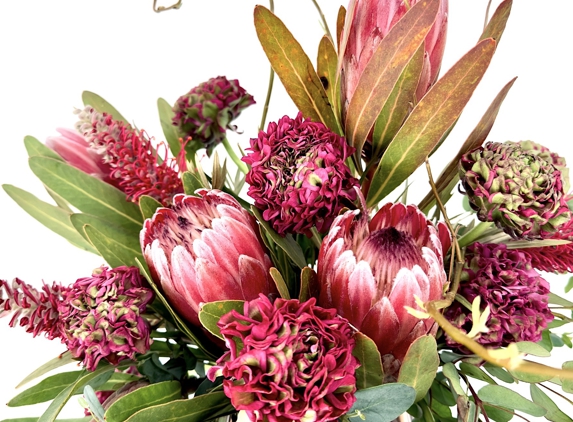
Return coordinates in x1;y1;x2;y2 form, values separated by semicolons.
139;195;163;220
480;0;512;43
348;383;416;422
344;0;439;159
3;184;97;254
254;5;339;133
483;363;515;384
83;385;105;422
8;371;83;407
509;368;553;383
478;385;546;417
123;392;232;422
483;404;513;422
442;363;465;397
24;135;63;160
269;267;290;299
105;381;181;422
29;157;143;233
367;38;496;207
430;380;457;407
157;97;182;157
561;361;573;393
198;300;245;340
16;352;75;389
459;362;497;384
397;335;439;402
530;383;573;422
82;91;128;125
353;332;384;389
516;341;552;357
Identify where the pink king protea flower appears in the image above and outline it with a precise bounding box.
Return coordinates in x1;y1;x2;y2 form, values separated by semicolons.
140;189;277;328
242;112;359;236
341;0;448;117
208;294;359;422
317;202;450;378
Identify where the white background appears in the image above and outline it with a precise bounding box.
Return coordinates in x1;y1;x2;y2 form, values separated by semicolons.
1;0;572;420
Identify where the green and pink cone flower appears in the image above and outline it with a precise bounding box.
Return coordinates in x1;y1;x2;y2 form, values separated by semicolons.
445;243;553;350
140;189;277;328
317;202;450;378
208;294;359;422
172;76;255;155
460;140;572;239
242;112;359;236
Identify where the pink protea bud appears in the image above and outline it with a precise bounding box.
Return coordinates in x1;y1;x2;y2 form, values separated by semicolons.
445;243;553;351
341;0;448;115
242;112;359;236
317;202;450;379
208;294;359;422
140;189;277;328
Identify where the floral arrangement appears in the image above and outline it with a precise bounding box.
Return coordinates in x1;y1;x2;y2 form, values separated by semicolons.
2;1;573;421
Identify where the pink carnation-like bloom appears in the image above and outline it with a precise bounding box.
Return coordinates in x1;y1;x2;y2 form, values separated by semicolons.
317;202;450;378
242;112;359;236
208;294;359;422
445;243;553;350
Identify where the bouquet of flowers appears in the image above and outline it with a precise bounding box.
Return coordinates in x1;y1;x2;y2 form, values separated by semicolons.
2;1;573;421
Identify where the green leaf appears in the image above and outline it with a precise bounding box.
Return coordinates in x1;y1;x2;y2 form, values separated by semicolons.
549;292;573;307
83;224;142;268
83;385;105;422
269;267;290;299
182;171;205;195
483;363;515;384
353;332;384;389
299;267;319;302
530;383;573;422
2;184;97;254
82;91;128;124
516;341;552;357
565;276;573;294
157;97;182;157
480;0;512;44
16;352;75;389
442;363;465;397
336;6;345;51
367;38;496;207
344;0;439;158
254;5;339;133
8;371;84;407
139;195;163;220
509;368;553;383
1;419;91;422
459;362;497;384
317;35;340;125
478;384;546;417
38;366;116;422
123;392;232;422
561;361;573;393
105;381;181;422
198;300;245;340
397;336;438;402
348;383;416;422
483;405;514;422
29;156;143;232
430;379;457;406
24;135;63;160
252;206;307;269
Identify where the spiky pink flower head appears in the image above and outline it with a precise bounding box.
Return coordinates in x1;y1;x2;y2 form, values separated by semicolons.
1;278;67;340
317;202;450;378
140;189;277;328
460;141;572;239
172;76;255;155
75;106;184;206
444;243;553;350
59;266;154;371
208;294;359;422
242;112;359;236
341;0;448;117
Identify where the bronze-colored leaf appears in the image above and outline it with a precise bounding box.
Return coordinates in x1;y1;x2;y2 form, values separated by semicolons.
481;0;513;44
336;6;346;53
317;36;341;128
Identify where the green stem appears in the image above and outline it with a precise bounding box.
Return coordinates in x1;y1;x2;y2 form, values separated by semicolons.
457;221;494;248
310;227;323;249
310;0;333;40
222;137;248;174
259;0;276;131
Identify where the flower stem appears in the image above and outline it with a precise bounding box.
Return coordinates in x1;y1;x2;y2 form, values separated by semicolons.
222;137;249;175
310;0;333;41
259;0;276;131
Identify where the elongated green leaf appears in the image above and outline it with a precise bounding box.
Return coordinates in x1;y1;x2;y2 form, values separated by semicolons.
317;35;340;124
367;38;496;207
480;0;512;43
199;300;245;340
418;77;516;212
82;91;128;124
139;195;163;220
353;332;384;389
105;381;181;422
8;371;83;407
3;184;97;254
29;156;142;232
549;293;573;307
17;352;75;389
344;0;439;158
460;362;497;384
182;171;205;195
530;383;573;422
349;383;416;422
24;135;63;160
397;336;438;402
254;6;339;133
299;267;319;302
478;385;546;417
561;361;573;393
269;268;290;299
1;419;91;422
124;392;231;422
157;97;182;157
483;363;514;384
372;45;424;159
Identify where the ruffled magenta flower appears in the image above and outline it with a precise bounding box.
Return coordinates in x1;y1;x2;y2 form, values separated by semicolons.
172;76;255;155
317;202;450;378
341;0;448;117
459;141;572;239
208;294;359;422
59;266;154;371
242;112;359;236
75;106;184;206
140;189;277;327
444;243;553;350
